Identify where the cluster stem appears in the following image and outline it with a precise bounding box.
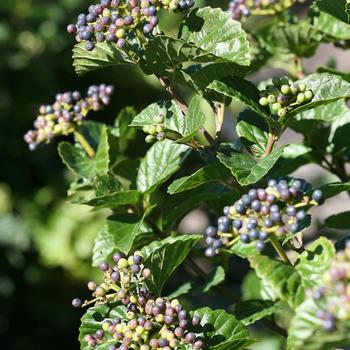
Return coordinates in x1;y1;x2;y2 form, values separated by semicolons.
270;233;292;265
74;131;96;158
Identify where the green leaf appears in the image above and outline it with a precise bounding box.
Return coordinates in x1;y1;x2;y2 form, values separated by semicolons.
236;110;269;156
167;282;193;299
295;237;335;289
194;266;225;294
294;99;350;123
226;240;258;259
271;144;315;176
180;7;251;66
79;304;127;350
141;234;201;295
130;100;185;135
77;190;142;209
206;77;269;118
58;142;95;179
141;36;214;77
162;183;240;230
261;21;322;58
324;211;350;229
315;12;350;40
137;140;190;193
167;163;231;194
241;271;263;300
290;73;350;116
249;255;304;308
72;42;136;76
92;214;154;266
58;123;110;179
190;307;253;350
105;214;152;256
112;106;137;140
217;144;286;186
287;299;350;350
232;300;281;326
318;181;350;199
316;0;350;24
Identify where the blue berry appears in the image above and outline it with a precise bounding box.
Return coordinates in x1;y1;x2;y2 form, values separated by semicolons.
312;189;323;202
256;240;265;251
288;223;298;233
205;247;216;257
296;210;306;220
205;226;217;237
218;223;230;233
286;205;297;217
72;298;82;308
232;219;242;230
259;231;268;241
249;229;259;240
248;189;258;200
85;41;95;51
235;202;245;214
240;233;250;243
251;200;261;212
268;178;278;187
264;218;273;228
242;194;251;205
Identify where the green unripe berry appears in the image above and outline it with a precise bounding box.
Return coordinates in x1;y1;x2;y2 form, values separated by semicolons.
130;295;137;304
155;314;164;322
128;256;134;265
298;83;306;92
136;326;145;335
148;125;157;135
271;102;282;113
102;8;111;17
266;84;276;93
145;135;155;143
277;108;287;118
290;84;299;94
267;94;276;104
170;299;180;308
115;324;123;333
142;268;151;278
142;125;150;133
116;29;125;39
162;0;171;5
133;333;141;342
140;345;150;350
304;90;313;101
280;76;289;85
122;274;131;284
155;114;164;124
259;97;269;106
272;77;281;86
156;124;164;133
102;322;111;331
280;84;290;95
95;286;106;297
118;258;129;268
127;311;135;320
125;330;133;339
297;93;305;103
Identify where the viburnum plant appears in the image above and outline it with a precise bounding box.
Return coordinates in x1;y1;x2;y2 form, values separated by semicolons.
25;0;350;349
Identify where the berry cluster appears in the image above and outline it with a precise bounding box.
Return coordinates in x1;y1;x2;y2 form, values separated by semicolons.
228;0;297;20
24;84;114;150
72;251;204;349
203;178;323;257
258;77;313;118
142;114;165;143
310;242;350;332
67;0;195;52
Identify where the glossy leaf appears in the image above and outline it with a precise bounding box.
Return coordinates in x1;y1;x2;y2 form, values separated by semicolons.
190;307;253;350
194;266;225;294
217;144;286;186
167;282;193;299
232;300;281;326
137;140;190;193
79;304;127;350
318;181;350;199
315;12;350;40
316;0;350;24
180;7;251;66
141;234;201;295
290;73;350;116
167;163;231;194
324;211;350;229
295;237;335;289
249;255;304;308
73;42;136;76
206;77;269;118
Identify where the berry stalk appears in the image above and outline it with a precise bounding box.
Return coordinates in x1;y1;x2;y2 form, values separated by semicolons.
74;131;96;158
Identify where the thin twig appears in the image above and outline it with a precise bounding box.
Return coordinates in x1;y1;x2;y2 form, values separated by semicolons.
74;131;96;158
262;126;278;158
158;76;188;115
